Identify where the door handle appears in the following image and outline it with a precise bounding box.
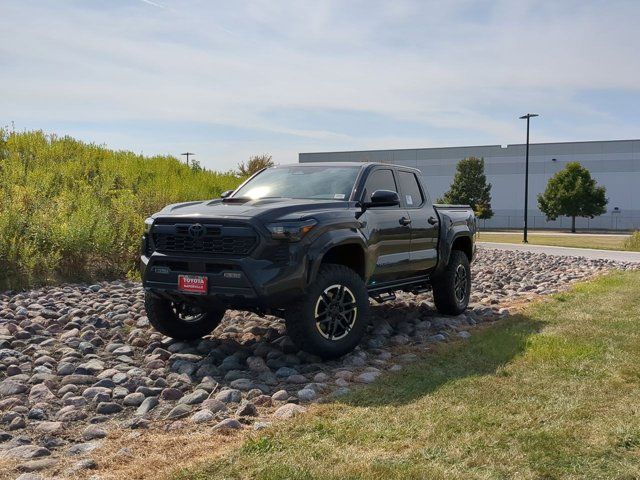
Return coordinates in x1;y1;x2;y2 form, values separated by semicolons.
428;216;439;225
399;216;412;226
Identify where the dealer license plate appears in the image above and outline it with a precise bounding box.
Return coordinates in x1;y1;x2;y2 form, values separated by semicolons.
178;275;208;295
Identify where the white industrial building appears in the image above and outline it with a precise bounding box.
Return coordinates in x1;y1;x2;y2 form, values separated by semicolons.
299;139;640;231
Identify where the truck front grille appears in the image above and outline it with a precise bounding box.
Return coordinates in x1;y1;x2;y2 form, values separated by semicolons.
151;222;257;256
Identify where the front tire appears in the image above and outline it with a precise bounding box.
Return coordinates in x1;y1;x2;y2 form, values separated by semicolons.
285;264;370;359
432;250;471;315
144;292;225;340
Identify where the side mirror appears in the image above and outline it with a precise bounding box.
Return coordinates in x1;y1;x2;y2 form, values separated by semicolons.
220;190;234;199
365;190;400;208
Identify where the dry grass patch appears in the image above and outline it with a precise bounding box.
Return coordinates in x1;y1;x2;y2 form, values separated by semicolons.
0;424;246;480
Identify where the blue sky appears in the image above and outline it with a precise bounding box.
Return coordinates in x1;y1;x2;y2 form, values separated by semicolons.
1;0;639;170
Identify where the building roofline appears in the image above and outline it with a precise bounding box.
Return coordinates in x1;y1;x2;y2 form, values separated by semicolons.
299;138;640;156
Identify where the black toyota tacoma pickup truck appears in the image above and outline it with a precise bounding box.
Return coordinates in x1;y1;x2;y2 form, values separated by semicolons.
141;162;476;358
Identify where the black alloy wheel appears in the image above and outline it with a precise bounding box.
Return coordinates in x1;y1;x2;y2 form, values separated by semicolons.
314;284;359;341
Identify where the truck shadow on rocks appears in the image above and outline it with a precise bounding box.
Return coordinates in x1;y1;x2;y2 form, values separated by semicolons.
334;312;546;408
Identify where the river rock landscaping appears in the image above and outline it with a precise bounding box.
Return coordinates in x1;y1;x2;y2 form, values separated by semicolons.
0;248;637;477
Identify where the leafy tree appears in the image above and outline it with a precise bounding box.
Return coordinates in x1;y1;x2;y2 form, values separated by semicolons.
189;158;204;172
438;156;493;219
537;162;607;232
237;154;274;177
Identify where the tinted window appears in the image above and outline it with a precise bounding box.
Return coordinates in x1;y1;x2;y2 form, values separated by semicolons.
398;171;424;207
233;166;360;200
364;169;397;202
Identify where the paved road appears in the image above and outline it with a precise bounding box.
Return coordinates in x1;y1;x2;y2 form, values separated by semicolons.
481;231;630;238
479;242;640;263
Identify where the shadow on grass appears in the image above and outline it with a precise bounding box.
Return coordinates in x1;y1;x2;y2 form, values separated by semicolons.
340;314;546;408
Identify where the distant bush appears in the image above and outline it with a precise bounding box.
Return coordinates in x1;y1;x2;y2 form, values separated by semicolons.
624;231;640;252
237;154;274;177
0;129;244;290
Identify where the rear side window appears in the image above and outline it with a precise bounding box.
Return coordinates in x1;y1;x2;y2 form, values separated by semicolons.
363;169;397;202
398;171;424;207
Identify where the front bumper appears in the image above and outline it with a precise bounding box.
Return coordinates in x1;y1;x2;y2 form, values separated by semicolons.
140;237;310;309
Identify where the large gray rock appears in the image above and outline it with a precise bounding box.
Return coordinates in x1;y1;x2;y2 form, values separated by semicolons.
213;418;242;430
271;390;289;401
215;389;242;404
123;392;145;407
17;458;59;472
297;388;317;402
201;398;227;413
354;371;381;384
273;403;307;420
68;442;100;455
96;402;123;415
28;384;55;403
0;380;28;396
136;397;159;416
83;425;107;440
165;404;192;420
4;445;50;459
178;389;208;405
190;409;214;424
236;401;257;417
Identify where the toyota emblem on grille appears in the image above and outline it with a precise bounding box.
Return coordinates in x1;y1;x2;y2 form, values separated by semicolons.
188;223;205;238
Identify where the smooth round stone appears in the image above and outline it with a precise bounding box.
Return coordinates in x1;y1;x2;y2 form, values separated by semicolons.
123;393;145;407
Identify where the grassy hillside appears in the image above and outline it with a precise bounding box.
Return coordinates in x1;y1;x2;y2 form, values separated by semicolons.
0;129;243;290
176;271;640;480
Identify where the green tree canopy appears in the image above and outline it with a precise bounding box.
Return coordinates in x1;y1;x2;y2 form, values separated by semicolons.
438;156;493;219
237;154;274;177
537;162;607;232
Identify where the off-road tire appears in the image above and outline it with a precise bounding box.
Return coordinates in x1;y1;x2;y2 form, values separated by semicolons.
285;264;370;359
144;292;225;340
433;250;471;315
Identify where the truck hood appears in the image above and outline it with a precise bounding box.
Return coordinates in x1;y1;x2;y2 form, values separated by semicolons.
154;197;354;222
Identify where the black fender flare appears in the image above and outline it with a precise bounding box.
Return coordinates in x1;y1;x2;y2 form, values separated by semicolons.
435;229;473;276
306;230;368;286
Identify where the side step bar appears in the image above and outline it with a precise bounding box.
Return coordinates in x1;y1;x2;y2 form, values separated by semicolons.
371;291;396;304
367;274;431;303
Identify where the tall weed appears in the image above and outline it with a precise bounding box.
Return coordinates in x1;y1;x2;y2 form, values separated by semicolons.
624;231;640;252
0;129;243;289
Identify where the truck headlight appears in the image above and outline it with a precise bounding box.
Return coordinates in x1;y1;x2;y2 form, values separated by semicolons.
266;219;317;242
144;217;154;234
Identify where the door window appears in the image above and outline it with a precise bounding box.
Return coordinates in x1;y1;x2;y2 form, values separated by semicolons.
398;171;424;208
363;169;397;203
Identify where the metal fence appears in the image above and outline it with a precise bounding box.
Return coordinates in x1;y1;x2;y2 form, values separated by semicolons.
478;214;640;231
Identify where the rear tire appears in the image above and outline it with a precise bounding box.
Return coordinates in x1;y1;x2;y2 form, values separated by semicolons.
144;292;225;340
285;264;370;359
433;250;471;315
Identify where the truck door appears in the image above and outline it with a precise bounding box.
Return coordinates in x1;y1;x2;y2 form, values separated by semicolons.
361;168;411;283
397;170;438;274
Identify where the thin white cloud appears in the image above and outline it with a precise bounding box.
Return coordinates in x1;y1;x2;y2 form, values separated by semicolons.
138;0;165;9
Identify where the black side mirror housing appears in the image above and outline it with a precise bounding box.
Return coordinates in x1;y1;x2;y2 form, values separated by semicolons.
364;190;400;208
220;190;234;199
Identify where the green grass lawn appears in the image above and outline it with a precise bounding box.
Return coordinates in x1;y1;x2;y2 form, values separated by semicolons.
175;271;640;480
478;232;634;251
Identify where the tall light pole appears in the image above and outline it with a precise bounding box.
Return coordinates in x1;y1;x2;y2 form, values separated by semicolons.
181;152;195;167
519;113;538;243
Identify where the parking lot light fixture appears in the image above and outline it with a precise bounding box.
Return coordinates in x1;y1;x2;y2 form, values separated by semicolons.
519;113;539;243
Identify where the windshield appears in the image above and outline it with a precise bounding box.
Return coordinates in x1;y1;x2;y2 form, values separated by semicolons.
233;165;361;200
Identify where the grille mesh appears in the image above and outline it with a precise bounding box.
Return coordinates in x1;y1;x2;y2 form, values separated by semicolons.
152;224;257;256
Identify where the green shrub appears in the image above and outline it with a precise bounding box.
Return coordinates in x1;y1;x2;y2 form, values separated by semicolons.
0;129;244;289
624;231;640;252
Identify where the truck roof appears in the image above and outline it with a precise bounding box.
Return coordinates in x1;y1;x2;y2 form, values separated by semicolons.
289;161;421;172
